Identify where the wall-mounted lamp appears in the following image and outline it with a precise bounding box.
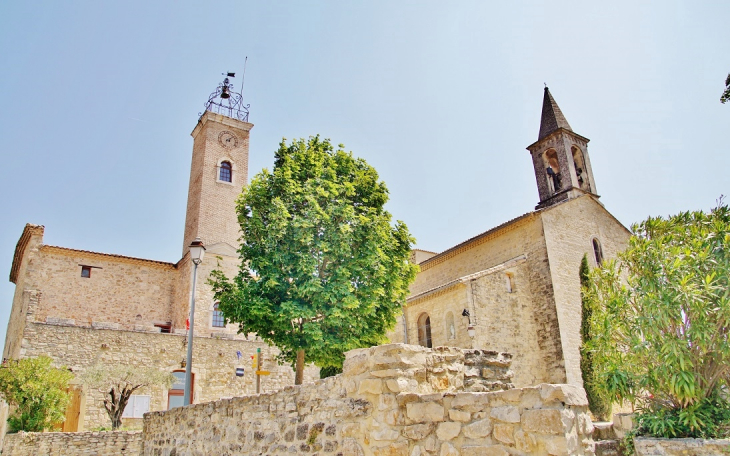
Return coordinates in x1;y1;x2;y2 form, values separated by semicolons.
180;359;187;369
462;309;476;338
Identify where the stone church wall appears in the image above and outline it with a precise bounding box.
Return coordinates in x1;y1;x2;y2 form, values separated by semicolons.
142;344;595;456
19;321;317;430
540;196;630;385
400;215;566;387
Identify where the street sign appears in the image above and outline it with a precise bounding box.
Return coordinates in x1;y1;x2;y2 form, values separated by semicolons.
255;371;270;375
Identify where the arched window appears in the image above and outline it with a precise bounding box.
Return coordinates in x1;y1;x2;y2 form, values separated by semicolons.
219;161;232;183
543;149;561;194
445;312;455;340
592;238;604;265
572;146;590;192
505;272;515;293
168;370;193;409
212;302;224;328
417;313;432;348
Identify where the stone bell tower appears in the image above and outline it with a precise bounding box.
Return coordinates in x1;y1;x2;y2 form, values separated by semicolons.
182;76;254;254
526;87;598;209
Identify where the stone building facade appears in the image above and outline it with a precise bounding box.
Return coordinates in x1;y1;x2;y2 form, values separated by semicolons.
3;83;317;433
3;84;629;438
390;88;631;388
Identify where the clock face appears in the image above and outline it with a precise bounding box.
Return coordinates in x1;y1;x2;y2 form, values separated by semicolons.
218;131;239;149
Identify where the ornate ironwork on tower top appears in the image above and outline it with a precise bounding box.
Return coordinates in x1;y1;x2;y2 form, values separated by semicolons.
200;73;250;122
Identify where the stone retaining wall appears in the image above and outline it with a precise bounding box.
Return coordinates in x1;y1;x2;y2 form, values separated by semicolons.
143;344;595;455
634;437;730;455
2;430;142;455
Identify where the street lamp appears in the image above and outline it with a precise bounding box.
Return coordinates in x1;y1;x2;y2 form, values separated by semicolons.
184;237;205;406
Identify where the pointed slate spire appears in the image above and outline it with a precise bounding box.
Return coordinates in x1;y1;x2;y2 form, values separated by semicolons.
538;87;572;141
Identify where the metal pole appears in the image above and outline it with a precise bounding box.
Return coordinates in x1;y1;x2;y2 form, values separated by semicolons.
255;347;261;394
183;260;199;406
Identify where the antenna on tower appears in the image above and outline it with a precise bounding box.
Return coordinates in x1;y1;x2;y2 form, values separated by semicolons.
240;56;248;98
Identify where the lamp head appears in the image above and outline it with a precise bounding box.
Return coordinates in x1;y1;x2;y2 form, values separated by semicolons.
189;237;206;264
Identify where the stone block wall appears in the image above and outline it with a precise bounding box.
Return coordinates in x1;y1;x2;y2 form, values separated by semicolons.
142;344;595;455
634;437;730;455
20;321;318;430
2;430;142;456
400;215;566;387
540;195;631;386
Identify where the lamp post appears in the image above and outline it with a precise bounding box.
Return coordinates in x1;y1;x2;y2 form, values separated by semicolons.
184;237;205;406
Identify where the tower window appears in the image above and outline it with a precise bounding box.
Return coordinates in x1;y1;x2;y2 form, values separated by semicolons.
543;149;561;194
592;238;604;265
80;266;91;278
505;273;515;293
219;161;232;183
417;313;432;348
572;146;590;192
212;302;224;328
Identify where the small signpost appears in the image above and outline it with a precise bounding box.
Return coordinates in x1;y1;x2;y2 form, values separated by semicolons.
251;348;271;393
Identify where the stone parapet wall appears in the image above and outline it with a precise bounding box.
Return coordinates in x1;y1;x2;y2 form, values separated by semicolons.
143;344;595;455
2;430;142;455
634;437;730;455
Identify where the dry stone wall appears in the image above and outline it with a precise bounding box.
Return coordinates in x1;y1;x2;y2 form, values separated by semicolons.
143;344;595;455
634;437;730;455
2;430;142;456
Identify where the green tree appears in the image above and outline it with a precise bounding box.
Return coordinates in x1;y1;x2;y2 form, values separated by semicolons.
211;136;418;384
587;201;730;438
579;254;611;421
722;73;730;104
79;364;173;430
0;356;73;432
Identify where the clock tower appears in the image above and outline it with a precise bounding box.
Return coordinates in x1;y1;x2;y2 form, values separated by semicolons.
182;77;253;255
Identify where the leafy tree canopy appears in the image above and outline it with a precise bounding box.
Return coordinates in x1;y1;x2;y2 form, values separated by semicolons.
587;201;730;437
78;364;173;430
211;136;418;381
0;356;73;432
722;73;730;104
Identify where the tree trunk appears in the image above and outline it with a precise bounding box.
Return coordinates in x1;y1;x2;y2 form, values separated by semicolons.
295;349;305;385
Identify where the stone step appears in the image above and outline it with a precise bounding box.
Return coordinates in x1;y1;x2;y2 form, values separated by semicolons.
593;421;617;440
594;439;620;456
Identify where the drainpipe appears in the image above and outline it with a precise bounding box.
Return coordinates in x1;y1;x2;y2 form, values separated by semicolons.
401;306;409;344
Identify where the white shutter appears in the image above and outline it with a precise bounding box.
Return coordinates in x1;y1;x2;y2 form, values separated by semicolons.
122;395;151;418
133;395;150;417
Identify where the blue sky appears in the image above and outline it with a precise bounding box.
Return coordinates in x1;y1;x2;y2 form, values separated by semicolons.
0;1;728;345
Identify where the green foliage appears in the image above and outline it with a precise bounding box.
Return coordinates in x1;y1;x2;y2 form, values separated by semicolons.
722;73;730;104
587;201;730;438
0;356;73;432
319;365;342;379
78;364;173;430
579;254;612;421
211;136;418;375
634;392;730;439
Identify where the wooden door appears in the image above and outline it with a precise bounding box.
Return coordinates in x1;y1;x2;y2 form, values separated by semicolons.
61;386;83;432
